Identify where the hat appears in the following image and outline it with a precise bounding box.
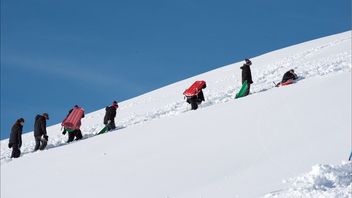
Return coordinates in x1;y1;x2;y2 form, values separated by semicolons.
112;101;118;108
43;113;49;120
18;118;25;123
245;59;252;65
74;105;79;108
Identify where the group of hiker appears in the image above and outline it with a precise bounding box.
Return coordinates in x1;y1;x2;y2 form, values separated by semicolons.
183;58;299;110
238;58;297;94
8;101;119;158
8;58;298;159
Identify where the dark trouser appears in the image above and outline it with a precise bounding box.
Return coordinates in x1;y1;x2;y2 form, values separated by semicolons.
67;129;83;143
75;129;83;140
187;96;199;110
34;136;47;151
11;144;21;158
107;120;116;131
244;84;251;96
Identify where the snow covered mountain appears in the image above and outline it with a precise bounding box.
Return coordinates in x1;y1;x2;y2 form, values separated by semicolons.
1;31;351;198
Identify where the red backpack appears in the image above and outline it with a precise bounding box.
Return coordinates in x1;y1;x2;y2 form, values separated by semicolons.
62;107;85;130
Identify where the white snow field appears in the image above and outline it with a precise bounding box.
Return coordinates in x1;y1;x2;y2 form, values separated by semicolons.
1;31;351;198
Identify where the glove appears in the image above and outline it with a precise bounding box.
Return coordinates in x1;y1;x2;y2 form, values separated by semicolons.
43;135;49;141
62;130;67;135
8;143;12;148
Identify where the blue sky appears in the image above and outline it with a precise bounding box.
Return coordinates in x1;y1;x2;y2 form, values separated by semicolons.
1;0;350;139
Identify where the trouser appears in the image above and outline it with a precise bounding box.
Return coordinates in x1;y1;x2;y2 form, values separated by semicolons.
244;84;251;96
67;129;83;143
189;96;198;110
34;136;47;151
11;144;21;158
107;120;116;131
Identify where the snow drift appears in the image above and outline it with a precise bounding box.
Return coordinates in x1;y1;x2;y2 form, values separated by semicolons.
265;161;352;198
1;31;351;198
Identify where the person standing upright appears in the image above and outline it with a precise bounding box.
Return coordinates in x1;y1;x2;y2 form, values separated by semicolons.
34;113;49;151
103;101;119;131
8;118;25;158
240;58;253;96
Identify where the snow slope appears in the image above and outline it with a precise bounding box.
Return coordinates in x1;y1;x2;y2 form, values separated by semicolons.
1;31;351;198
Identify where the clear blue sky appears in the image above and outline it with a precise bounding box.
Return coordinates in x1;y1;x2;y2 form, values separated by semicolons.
1;0;350;139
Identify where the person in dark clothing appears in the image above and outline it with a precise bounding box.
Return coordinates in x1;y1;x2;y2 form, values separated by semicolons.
186;85;206;110
240;59;253;96
34;113;49;151
66;129;83;143
197;90;205;104
62;105;85;143
281;69;298;83
104;101;119;131
8;118;25;158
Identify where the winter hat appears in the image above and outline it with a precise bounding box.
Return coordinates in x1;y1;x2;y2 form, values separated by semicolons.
112;101;118;108
43;113;49;120
17;118;25;123
74;105;79;108
245;59;252;65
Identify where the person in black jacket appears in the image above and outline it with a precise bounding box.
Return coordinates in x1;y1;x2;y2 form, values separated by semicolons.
103;101;119;131
34;113;49;151
281;69;298;83
240;59;253;96
62;105;85;143
8;118;25;158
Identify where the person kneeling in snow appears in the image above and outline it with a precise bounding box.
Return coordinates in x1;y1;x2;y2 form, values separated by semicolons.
281;69;298;83
103;101;119;131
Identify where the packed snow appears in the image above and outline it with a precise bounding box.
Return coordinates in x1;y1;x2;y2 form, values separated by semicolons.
1;31;351;198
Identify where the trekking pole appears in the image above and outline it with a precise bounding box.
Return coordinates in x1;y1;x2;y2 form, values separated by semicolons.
349;151;352;161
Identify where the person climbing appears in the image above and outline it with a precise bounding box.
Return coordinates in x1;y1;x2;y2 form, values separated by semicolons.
103;101;119;131
62;105;85;143
183;81;206;110
8;118;25;158
240;58;253;96
281;69;298;83
34;113;49;151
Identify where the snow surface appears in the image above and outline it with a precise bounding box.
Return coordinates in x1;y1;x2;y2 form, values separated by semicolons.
1;31;351;198
264;161;352;198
